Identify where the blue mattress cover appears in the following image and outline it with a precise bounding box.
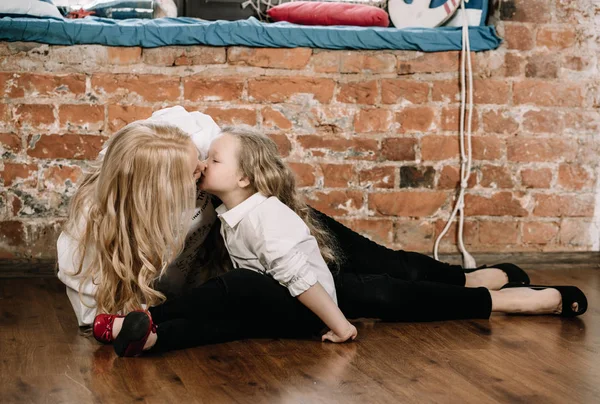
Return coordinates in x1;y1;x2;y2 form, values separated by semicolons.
0;16;501;51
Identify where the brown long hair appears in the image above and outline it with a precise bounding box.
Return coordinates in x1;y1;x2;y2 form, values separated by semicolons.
64;122;197;315
222;126;341;268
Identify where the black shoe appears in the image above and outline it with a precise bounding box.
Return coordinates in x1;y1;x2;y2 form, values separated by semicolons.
466;263;530;285
501;283;588;317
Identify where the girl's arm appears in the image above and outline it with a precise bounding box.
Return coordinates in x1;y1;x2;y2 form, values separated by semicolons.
296;282;357;343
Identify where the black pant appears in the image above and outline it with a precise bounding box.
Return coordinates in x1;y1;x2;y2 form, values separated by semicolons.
149;209;492;352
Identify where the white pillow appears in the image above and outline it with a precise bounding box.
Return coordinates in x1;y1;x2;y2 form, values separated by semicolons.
0;0;64;19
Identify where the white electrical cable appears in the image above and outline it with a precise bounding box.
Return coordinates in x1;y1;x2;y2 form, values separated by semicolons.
433;0;476;268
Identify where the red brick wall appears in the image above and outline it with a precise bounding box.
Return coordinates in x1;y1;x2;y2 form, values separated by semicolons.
0;0;599;259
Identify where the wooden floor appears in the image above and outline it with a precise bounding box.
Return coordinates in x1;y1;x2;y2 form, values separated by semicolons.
1;268;599;404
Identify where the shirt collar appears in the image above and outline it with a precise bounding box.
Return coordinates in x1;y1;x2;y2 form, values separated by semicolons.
216;192;268;228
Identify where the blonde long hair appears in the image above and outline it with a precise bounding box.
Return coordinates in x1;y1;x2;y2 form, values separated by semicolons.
222;126;341;268
65;122;197;315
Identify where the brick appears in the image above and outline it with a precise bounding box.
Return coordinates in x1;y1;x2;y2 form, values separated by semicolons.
306;190;364;216
433;219;477;245
523;222;559;244
228;47;312;69
533;194;594;217
183;78;244;102
464;192;528;216
438;165;476;190
400;166;434;188
340;52;396;74
558;165;594;190
107;105;153;132
288;162;316;187
337;81;378;105
339;218;394;245
432;80;459;102
59;104;104;132
358;166;395;189
507;137;577;162
562;110;600;135
536;27;577;50
0;221;25;246
479;221;519;244
396;220;436;251
397;51;459;75
562;56;593;72
525;54;558;79
203;107;256;126
479;165;514;189
0;103;8;121
8;73;86;98
310;51;340;73
248;77;335;104
522;110;563;133
555;0;583;24
369;191;447;217
499;0;551;23
27;134;106;160
520;168;552;188
311;105;356;134
381;138;416;161
298;136;378;160
42;165;83;189
15;104;54;128
0;133;22;153
503;23;534;50
396;107;435;132
267;134;292;157
472;136;505;160
321;163;356;187
107;47;142;65
440;107;479;132
473;80;510;105
143;46;226;66
261;107;292;130
504;53;525;77
354;108;392;133
513;81;584;107
482;110;519;134
381;80;429;104
1;163;38;187
92;74;180;102
558;218;594;246
421;136;458;161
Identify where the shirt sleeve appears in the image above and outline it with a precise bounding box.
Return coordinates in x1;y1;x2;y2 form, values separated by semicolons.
247;215;319;297
56;231;98;326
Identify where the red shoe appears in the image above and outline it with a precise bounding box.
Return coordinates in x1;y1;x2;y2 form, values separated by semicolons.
113;311;157;357
93;314;125;344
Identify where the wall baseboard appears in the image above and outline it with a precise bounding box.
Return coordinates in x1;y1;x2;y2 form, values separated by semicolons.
1;252;598;278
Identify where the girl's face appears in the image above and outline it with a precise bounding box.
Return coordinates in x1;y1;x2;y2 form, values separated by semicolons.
198;133;246;196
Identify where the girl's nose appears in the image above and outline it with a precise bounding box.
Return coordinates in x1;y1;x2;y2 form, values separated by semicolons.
199;160;207;171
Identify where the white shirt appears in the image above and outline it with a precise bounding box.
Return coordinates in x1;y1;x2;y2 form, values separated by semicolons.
216;193;337;304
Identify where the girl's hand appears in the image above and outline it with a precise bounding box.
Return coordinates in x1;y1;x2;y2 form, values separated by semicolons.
321;322;357;343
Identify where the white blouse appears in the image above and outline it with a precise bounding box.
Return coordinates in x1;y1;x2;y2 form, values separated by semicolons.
216;193;338;304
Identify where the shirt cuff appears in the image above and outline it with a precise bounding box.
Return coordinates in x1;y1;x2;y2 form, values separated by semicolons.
286;270;318;297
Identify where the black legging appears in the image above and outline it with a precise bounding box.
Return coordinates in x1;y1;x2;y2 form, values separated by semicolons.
148;209;492;352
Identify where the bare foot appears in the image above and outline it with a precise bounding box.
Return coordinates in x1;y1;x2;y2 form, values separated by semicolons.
465;268;509;290
491;287;562;315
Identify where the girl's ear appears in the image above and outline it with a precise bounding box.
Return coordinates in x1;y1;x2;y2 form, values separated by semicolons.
238;176;251;189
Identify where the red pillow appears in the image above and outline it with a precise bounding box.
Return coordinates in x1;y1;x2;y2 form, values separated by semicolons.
267;2;390;27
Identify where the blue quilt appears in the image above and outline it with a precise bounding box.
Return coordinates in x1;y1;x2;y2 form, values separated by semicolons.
0;15;501;52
